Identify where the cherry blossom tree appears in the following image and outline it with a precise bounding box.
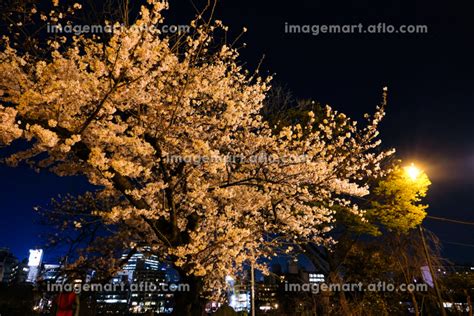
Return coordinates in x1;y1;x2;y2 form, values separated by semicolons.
0;0;393;312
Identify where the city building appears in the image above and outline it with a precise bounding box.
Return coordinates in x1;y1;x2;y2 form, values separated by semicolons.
0;248;19;284
40;263;62;282
26;249;43;283
228;288;251;313
129;262;173;314
96;275;130;315
97;248;175;314
255;281;279;313
226;275;251;313
120;249;161;282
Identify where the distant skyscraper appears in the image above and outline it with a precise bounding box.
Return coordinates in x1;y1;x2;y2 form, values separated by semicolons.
226;275;251;313
98;247;174;314
125;248;173;314
26;249;43;283
41;264;61;281
120;249;161;283
0;248;19;284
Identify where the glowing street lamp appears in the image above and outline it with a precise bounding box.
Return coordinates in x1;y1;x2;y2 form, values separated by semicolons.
404;162;446;316
405;163;421;180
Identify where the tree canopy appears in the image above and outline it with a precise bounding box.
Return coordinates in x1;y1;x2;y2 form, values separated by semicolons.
0;0;393;295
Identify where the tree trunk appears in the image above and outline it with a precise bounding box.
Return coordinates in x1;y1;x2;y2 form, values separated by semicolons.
466;289;473;316
410;291;420;316
328;271;351;316
172;271;206;316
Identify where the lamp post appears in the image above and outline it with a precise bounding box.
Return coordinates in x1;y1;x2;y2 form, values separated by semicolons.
418;225;446;316
405;164;446;316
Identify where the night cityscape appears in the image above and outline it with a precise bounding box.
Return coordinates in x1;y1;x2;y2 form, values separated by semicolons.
0;0;473;315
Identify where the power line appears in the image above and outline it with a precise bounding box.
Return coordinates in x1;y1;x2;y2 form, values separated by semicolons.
442;241;474;248
426;215;474;226
424;216;474;248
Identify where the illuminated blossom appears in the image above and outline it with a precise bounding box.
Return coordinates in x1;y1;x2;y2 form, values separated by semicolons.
0;0;393;293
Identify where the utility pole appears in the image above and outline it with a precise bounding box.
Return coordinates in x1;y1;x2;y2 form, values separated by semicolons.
419;225;446;316
250;259;255;316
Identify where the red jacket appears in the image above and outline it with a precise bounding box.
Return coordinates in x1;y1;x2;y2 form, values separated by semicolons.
56;292;76;316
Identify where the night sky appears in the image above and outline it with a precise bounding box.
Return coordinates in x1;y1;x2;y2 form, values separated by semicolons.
1;0;473;264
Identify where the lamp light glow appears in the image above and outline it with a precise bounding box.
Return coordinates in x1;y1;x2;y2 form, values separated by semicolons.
405;163;421;180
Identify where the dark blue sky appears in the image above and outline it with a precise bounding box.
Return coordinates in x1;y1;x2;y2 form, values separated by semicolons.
1;0;473;263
